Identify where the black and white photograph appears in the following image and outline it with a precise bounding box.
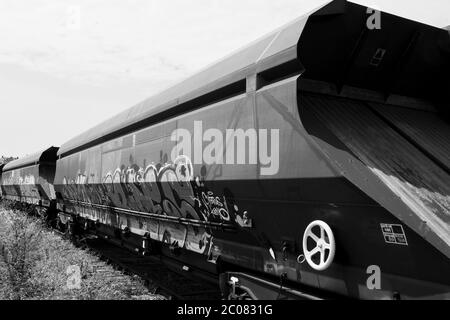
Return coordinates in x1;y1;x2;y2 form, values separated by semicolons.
0;0;449;308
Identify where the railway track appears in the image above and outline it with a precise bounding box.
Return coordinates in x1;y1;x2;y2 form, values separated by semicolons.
76;236;222;300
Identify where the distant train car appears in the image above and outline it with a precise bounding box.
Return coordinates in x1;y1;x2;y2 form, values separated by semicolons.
53;0;449;300
0;163;4;199
0;147;59;216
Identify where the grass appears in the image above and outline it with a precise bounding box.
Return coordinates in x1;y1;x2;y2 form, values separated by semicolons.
0;203;164;300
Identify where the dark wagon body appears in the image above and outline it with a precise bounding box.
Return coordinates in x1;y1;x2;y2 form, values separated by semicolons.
49;0;450;299
0;164;4;199
1;147;59;209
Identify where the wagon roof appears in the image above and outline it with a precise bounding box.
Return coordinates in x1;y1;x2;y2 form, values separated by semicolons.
3;146;59;172
58;0;449;157
57;2;329;157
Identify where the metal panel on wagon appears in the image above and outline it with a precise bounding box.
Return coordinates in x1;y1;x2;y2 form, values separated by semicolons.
1;147;59;205
302;94;450;258
369;103;450;171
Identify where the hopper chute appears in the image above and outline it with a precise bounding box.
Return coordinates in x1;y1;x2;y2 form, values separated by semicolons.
297;1;450;258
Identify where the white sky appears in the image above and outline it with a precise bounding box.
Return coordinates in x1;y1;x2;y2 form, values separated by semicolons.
0;0;448;157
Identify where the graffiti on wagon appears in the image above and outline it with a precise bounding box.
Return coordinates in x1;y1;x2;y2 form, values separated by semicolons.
61;156;248;254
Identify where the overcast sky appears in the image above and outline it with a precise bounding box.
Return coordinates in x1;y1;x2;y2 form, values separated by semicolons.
0;0;448;158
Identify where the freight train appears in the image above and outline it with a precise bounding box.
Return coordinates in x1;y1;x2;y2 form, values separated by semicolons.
1;0;449;300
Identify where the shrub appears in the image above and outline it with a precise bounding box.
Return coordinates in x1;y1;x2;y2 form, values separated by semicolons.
0;205;163;300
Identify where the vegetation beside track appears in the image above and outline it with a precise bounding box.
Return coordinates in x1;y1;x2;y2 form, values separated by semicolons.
0;204;164;300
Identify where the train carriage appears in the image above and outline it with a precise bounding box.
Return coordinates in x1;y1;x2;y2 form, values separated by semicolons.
40;0;450;299
0;147;59;215
0;164;4;199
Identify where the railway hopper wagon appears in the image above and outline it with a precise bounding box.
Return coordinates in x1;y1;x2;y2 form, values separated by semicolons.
0;147;59;218
0;164;4;199
48;0;450;300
